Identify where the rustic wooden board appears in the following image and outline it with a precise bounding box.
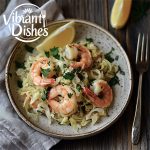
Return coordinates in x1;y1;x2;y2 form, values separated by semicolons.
52;0;150;149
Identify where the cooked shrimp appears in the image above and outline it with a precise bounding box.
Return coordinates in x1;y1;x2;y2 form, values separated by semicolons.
65;44;78;60
30;57;55;87
48;85;77;116
70;44;92;69
83;80;113;108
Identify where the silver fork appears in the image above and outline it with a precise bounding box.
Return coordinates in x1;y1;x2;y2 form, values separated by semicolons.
131;33;149;144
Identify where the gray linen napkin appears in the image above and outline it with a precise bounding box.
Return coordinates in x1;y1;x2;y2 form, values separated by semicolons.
0;0;64;149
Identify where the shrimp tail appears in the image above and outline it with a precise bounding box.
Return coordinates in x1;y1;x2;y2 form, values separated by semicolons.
70;62;85;69
83;85;113;108
83;87;98;102
41;78;55;86
34;77;55;86
70;44;92;69
30;57;55;87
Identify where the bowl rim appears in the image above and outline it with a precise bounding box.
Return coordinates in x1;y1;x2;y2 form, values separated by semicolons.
5;18;133;139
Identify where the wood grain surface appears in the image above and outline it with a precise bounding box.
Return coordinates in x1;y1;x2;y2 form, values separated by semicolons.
52;0;150;150
1;0;150;150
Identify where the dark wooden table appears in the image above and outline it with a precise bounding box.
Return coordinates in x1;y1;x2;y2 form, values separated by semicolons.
2;0;150;149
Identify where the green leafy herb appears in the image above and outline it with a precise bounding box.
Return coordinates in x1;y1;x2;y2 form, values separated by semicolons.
118;66;125;75
41;68;50;77
48;61;50;66
105;55;114;61
15;61;25;69
63;72;75;80
132;1;150;22
63;67;81;81
68;93;73;98
51;47;58;55
69;68;84;81
54;65;60;74
45;51;50;58
105;47;115;63
63;64;67;68
76;84;82;92
25;45;34;53
86;38;93;43
61;57;64;61
50;47;60;60
17;80;23;88
37;110;42;113
108;76;120;86
41;89;48;101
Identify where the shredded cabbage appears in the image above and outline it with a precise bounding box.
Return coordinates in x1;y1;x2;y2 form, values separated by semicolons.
16;39;118;130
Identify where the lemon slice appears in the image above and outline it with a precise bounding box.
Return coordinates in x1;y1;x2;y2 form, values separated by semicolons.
36;21;75;51
110;0;132;29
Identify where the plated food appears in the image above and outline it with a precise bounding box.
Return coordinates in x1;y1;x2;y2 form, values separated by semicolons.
5;19;132;138
16;38;119;130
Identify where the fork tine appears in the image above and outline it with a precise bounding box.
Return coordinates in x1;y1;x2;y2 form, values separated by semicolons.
146;34;149;62
136;33;141;63
141;34;145;61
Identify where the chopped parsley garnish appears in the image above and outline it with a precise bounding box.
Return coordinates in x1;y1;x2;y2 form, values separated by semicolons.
118;66;125;75
17;80;23;88
63;68;81;80
25;45;34;53
54;66;60;74
50;47;60;60
63;64;67;68
48;61;50;66
105;47;115;63
108;76;120;86
15;61;25;69
86;38;93;43
68;93;73;98
63;72;75;80
76;84;82;92
105;55;114;62
41;68;50;77
37;110;42;113
41;89;48;101
61;57;64;61
45;51;50;58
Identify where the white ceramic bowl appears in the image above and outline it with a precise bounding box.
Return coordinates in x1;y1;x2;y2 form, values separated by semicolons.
5;19;133;139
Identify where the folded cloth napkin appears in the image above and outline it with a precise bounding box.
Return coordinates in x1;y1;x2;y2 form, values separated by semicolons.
0;0;64;149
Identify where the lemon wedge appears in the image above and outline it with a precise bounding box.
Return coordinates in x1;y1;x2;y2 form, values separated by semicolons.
36;21;75;51
110;0;132;29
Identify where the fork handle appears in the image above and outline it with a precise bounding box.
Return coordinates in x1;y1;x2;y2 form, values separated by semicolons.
131;73;143;144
